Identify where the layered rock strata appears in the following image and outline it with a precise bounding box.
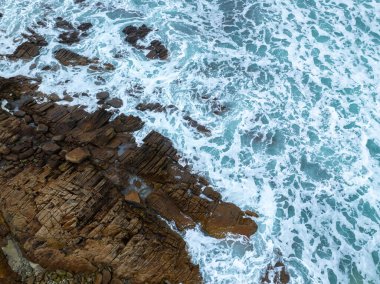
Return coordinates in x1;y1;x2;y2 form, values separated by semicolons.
0;76;257;283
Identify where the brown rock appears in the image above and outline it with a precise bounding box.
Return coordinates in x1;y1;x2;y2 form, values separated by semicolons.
0;92;258;283
146;190;196;230
106;98;123;108
122;25;152;46
203;187;221;201
203;202;258;238
0;76;40;100
14;110;25;117
7;29;47;61
55;18;74;30
0;145;10;155
96;92;110;100
54;48;93;66
94;273;102;284
58;31;80;45
42;142;61;154
49;93;61;102
36;124;48;133
110;279;123;284
65;147;90;163
136;103;165;112
101;270;111;284
52;135;65;142
261;261;290;284
124;191;141;204
63;95;73;102
77;23;93;31
184;115;211;135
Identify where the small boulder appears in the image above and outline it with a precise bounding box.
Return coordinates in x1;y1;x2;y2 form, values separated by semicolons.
125;191;141;204
42;142;61;154
36;124;48;133
65;147;90;164
14;110;25;118
77;23;92;31
96;91;110;100
106;98;123;108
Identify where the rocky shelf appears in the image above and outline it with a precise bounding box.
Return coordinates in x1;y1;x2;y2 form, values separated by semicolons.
0;76;259;283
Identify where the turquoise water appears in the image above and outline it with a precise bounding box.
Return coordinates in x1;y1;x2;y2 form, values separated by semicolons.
1;0;379;283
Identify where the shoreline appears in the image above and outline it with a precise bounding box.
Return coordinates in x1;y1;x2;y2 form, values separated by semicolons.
0;75;259;283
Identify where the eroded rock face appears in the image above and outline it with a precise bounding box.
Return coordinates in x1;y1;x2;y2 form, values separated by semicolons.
0;76;258;282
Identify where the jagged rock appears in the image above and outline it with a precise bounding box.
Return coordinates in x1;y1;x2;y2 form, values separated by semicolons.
0;85;258;282
146;190;196;230
146;40;169;60
123;131;257;238
122;25;169;60
122;25;152;46
261;261;290;284
0;76;40;100
65;147;90;163
55;18;74;30
203;187;222;201
58;31;80;45
183;115;211;135
6;29;47;61
136;103;165;112
77;23;93;32
54;48;93;66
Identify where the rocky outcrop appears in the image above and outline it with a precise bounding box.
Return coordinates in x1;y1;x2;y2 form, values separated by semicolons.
55;17;92;45
122;25;169;60
261;261;290;284
54;48;94;66
0;76;258;283
0;76;40;100
54;48;115;72
5;29;47;61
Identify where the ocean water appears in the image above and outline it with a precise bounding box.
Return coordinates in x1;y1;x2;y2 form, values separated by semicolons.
1;0;379;283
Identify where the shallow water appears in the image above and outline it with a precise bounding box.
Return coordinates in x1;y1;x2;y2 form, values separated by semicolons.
1;0;379;283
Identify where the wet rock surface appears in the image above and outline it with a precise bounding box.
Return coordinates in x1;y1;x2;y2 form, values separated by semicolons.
261;261;290;284
54;48;94;66
5;29;47;61
122;25;169;60
55;18;92;45
0;76;258;283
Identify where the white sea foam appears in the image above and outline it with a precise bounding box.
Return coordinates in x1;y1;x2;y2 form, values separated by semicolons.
0;0;379;283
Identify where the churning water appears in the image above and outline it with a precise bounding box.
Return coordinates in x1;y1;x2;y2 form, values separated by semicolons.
1;0;379;283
